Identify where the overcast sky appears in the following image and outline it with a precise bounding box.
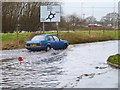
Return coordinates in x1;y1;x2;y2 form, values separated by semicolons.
2;0;119;21
63;0;119;21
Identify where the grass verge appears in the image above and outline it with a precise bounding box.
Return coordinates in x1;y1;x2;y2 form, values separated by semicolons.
107;54;120;68
60;32;113;44
1;30;120;50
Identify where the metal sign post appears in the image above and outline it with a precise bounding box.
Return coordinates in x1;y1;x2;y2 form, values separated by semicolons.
56;22;59;36
43;22;45;34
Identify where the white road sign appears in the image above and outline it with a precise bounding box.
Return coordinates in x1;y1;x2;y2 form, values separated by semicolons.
40;5;61;22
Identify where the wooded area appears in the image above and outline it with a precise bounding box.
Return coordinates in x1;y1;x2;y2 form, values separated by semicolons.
1;2;119;33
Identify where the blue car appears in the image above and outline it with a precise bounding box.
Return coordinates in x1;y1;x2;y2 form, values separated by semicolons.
26;34;69;51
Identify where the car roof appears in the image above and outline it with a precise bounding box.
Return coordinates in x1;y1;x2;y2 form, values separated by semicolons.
35;34;57;37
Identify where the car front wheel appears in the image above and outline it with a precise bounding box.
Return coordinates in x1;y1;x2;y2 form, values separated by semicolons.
45;45;51;52
63;44;68;50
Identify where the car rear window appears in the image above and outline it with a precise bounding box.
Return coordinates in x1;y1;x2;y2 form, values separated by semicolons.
31;36;45;41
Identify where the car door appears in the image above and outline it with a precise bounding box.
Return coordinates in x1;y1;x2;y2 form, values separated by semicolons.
46;35;55;47
52;35;63;49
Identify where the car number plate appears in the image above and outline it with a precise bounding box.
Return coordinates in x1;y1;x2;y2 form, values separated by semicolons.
30;44;36;47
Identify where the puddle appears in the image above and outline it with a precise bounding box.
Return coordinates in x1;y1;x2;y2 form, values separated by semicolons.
1;40;119;88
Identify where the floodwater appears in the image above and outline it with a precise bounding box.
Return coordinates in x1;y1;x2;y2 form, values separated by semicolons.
0;40;119;89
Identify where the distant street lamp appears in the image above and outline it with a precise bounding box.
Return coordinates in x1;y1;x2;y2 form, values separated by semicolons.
81;2;83;18
83;14;85;19
92;6;94;24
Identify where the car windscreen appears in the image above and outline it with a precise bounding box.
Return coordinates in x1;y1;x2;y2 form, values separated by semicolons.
31;36;45;41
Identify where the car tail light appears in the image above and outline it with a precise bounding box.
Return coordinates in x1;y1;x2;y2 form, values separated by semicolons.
40;42;42;46
26;44;30;46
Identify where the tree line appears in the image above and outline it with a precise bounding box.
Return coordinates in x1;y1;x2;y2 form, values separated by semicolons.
2;2;119;33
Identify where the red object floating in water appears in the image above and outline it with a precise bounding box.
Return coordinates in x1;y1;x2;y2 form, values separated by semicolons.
18;57;24;64
18;57;24;61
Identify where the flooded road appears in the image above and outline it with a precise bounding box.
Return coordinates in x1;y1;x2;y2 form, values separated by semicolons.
0;40;119;89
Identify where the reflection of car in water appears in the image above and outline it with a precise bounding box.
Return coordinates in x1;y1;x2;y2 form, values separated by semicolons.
26;34;69;51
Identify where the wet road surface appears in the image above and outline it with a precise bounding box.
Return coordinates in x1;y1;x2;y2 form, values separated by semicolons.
0;40;119;88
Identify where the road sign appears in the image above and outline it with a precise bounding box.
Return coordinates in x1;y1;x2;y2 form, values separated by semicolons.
40;5;61;22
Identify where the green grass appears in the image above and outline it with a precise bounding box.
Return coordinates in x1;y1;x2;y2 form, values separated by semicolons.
107;54;120;65
75;30;119;39
2;32;31;42
1;30;120;50
60;30;119;44
1;32;31;50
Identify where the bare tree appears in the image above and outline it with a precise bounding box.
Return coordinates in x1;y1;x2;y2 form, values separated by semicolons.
64;14;82;31
86;16;97;24
2;2;41;33
19;2;40;32
100;12;118;27
2;2;27;33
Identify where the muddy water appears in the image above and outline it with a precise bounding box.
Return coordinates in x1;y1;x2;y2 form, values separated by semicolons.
0;40;119;89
